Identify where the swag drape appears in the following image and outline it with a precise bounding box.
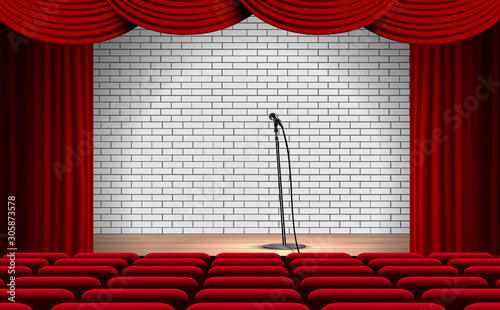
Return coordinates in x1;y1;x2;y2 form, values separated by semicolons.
410;23;500;256
0;25;93;256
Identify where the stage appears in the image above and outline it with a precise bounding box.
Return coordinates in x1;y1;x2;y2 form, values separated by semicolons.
94;234;409;256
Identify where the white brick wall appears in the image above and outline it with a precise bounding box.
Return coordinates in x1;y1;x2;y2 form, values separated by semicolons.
93;16;410;235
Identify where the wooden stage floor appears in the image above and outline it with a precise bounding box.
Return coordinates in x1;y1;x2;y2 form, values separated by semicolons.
94;234;409;257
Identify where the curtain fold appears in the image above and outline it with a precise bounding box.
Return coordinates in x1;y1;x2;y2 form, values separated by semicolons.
368;0;500;44
0;25;93;256
241;0;397;35
105;0;252;35
0;0;135;44
410;23;500;256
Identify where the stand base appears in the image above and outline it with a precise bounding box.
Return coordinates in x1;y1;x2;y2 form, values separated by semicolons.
263;243;306;250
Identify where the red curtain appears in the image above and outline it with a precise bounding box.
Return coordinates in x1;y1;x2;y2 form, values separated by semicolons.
0;0;135;44
368;0;500;44
106;0;251;35
0;25;93;256
410;23;500;256
241;0;397;35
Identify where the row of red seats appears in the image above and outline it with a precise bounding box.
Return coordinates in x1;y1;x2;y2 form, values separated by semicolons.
3;287;500;310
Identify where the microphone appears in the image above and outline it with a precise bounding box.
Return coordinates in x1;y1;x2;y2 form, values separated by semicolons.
269;113;281;124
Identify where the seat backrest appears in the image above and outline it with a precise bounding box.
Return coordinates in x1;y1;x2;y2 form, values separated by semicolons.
464;303;500;310
54;258;128;273
145;253;211;264
0;303;33;310
293;266;373;280
397;276;488;301
368;258;442;274
356;253;423;265
214;253;281;259
307;288;414;310
82;288;188;309
3;252;69;265
464;266;500;287
107;276;199;297
207;266;289;277
123;266;204;285
52;303;174;310
447;258;500;274
194;288;301;303
37;266;118;286
211;258;285;267
286;253;351;267
133;258;207;270
15;276;101;301
378;265;459;286
186;303;310;310
428;252;494;265
0;258;49;274
290;258;363;270
321;303;445;310
422;288;500;310
299;276;391;300
74;252;140;265
0;288;74;310
0;266;32;283
202;276;294;289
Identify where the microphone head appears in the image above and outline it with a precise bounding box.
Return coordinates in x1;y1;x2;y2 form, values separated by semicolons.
269;113;277;120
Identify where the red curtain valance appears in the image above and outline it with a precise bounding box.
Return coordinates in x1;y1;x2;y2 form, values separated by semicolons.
105;0;251;35
1;0;500;44
368;0;500;44
0;0;135;44
240;0;397;35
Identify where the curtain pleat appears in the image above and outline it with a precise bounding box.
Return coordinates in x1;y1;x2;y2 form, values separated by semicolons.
369;0;500;44
0;25;93;256
410;23;500;256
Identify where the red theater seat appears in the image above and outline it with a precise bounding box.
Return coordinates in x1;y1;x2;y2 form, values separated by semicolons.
448;258;500;274
286;253;351;267
186;303;310;310
307;288;415;310
0;258;49;274
208;266;288;277
422;289;500;310
290;258;363;270
321;303;445;310
74;252;140;265
0;279;4;287
368;258;442;274
299;276;391;300
464;266;500;287
107;277;199;297
0;288;74;310
0;303;33;310
211;258;285;267
123;266;204;285
428;252;494;264
82;289;188;310
16;276;101;301
293;266;373;280
465;304;500;310
203;276;294;289
38;266;118;286
397;276;488;301
357;252;423;265
3;252;69;265
215;253;281;259
133;258;207;270
54;258;128;273
378;266;459;286
0;266;32;283
145;253;211;265
194;288;301;303
52;303;174;310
